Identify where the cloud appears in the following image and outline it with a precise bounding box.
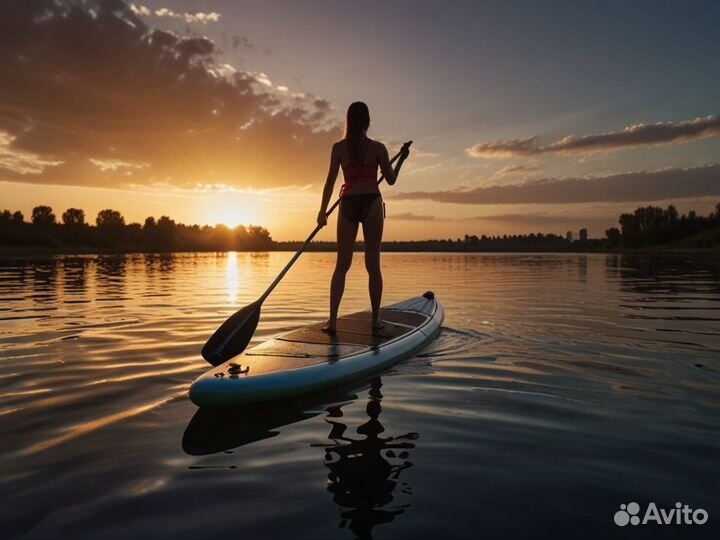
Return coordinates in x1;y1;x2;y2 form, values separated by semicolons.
0;132;64;175
130;3;221;24
390;212;439;222
252;72;273;87
391;164;720;205
469;138;540;158
463;213;614;227
88;158;149;172
494;164;539;176
0;0;340;190
313;99;332;112
467;116;720;157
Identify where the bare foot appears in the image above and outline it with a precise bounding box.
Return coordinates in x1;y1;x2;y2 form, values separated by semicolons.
321;320;337;335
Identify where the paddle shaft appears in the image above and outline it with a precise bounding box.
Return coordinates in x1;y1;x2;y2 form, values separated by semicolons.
257;144;410;305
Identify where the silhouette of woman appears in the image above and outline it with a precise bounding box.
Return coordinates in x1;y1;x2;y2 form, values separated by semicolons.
319;379;418;539
317;102;409;333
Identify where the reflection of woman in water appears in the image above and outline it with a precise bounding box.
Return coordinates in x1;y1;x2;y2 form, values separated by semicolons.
316;102;409;334
318;379;418;539
183;378;419;539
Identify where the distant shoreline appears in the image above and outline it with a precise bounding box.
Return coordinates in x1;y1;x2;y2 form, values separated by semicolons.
1;244;718;258
4;202;718;257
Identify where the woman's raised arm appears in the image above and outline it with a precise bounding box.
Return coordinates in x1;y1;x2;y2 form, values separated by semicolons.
379;142;409;186
378;143;397;185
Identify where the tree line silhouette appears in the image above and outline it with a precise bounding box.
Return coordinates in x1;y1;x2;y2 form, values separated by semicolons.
605;203;720;249
278;203;720;252
1;202;719;253
0;206;273;251
275;232;570;252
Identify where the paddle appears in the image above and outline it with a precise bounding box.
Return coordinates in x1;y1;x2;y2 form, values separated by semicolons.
202;141;413;365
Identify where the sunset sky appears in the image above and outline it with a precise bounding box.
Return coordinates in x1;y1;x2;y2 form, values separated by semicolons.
2;0;720;241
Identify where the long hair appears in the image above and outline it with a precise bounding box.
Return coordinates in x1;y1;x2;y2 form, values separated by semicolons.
344;102;370;165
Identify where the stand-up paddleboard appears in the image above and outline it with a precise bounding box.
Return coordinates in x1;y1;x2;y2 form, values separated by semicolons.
190;291;443;407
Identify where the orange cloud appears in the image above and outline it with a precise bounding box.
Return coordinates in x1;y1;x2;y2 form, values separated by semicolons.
391;212;440;222
494;164;539;176
0;0;340;190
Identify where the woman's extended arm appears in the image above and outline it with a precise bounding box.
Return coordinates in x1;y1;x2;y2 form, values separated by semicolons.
378;143;409;186
317;143;341;226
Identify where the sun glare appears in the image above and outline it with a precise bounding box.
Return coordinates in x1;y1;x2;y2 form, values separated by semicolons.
214;208;256;228
204;193;265;229
207;203;262;228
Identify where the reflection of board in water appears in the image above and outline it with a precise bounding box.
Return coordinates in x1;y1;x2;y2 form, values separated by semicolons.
182;384;359;456
313;379;418;540
182;377;418;539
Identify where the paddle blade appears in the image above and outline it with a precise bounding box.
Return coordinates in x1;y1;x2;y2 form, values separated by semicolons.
202;301;262;366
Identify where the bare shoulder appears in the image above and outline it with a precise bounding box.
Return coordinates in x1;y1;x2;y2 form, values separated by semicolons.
370;139;389;158
368;138;384;149
331;140;346;159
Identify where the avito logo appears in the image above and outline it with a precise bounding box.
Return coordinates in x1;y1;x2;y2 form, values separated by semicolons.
614;502;708;526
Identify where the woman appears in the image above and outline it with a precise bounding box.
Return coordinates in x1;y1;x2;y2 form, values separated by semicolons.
317;102;409;334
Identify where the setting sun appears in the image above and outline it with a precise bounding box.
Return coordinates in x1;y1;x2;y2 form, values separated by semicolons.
204;194;263;229
213;208;256;228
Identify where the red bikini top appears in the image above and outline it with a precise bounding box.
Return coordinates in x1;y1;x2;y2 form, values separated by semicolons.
341;165;377;196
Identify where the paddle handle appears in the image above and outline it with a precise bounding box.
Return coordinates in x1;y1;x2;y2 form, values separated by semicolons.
257;141;412;304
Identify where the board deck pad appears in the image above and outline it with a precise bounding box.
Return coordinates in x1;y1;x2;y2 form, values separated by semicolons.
342;309;428;326
278;318;412;347
215;308;428;377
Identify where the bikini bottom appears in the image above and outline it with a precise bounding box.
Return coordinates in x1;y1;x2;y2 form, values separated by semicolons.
339;194;381;225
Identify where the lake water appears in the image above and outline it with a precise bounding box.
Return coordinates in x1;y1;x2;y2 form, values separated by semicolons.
1;252;718;539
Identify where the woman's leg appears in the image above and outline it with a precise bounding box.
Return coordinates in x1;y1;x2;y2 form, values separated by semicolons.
361;198;384;327
323;207;359;331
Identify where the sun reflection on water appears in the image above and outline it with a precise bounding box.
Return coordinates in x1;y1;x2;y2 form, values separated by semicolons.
227;251;239;304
